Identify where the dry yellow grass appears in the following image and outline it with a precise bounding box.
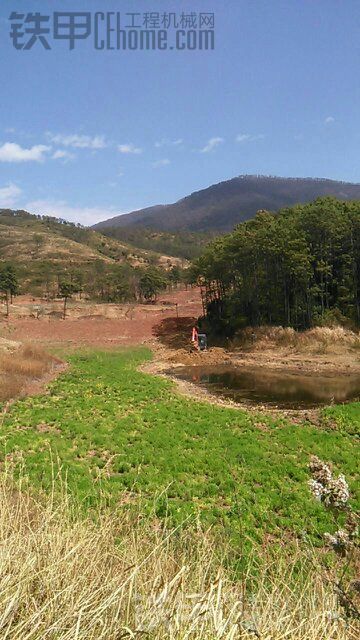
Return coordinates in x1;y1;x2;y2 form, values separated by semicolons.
0;344;59;402
0;374;24;403
0;224;182;273
0;469;356;639
236;325;360;354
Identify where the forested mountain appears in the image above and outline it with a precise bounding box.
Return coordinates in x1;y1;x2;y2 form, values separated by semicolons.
193;197;360;334
93;176;360;233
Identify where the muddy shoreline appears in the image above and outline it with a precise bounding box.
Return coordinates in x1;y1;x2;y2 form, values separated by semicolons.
141;357;318;422
142;338;360;421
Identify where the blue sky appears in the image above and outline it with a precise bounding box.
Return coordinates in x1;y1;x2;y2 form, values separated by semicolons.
0;0;359;225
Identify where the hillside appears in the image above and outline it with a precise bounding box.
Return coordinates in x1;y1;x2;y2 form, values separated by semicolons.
93;175;360;233
0;209;180;266
0;209;182;295
99;226;215;261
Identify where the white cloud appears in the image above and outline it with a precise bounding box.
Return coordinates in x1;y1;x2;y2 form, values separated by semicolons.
48;133;107;149
151;158;170;168
0;183;22;207
0;142;50;163
155;138;183;148
324;116;335;125
52;149;75;162
118;143;143;155
236;133;265;143
26;199;122;226
200;137;224;153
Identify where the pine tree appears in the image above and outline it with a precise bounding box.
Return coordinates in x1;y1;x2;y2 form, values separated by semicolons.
0;263;19;317
193;197;360;335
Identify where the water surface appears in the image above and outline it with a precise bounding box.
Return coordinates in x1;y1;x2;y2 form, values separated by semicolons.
171;365;360;409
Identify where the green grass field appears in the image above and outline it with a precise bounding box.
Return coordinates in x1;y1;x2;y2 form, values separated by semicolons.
0;348;358;548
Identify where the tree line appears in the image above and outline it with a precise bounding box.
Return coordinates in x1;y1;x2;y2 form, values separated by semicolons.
28;261;187;303
0;258;190;318
191;197;360;335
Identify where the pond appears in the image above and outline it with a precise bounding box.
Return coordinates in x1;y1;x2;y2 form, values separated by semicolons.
170;365;360;409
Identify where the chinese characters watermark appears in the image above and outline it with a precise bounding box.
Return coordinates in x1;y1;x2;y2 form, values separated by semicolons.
9;11;215;51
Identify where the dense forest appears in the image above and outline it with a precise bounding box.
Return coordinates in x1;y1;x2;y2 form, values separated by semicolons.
192;197;360;335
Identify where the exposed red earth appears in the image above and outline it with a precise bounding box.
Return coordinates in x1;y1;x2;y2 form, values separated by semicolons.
0;288;202;348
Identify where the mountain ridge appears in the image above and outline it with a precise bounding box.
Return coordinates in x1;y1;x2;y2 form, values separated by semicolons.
92;175;360;233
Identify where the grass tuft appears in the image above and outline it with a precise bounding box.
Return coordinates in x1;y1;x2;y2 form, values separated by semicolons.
0;344;60;402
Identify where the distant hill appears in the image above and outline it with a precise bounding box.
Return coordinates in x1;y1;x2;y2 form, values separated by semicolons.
0;208;180;266
98;226;214;262
92;175;360;233
0;209;182;294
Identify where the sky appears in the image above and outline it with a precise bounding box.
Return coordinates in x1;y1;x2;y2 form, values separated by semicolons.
0;0;360;225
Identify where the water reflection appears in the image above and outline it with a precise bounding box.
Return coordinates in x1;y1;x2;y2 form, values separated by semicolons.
172;365;360;409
